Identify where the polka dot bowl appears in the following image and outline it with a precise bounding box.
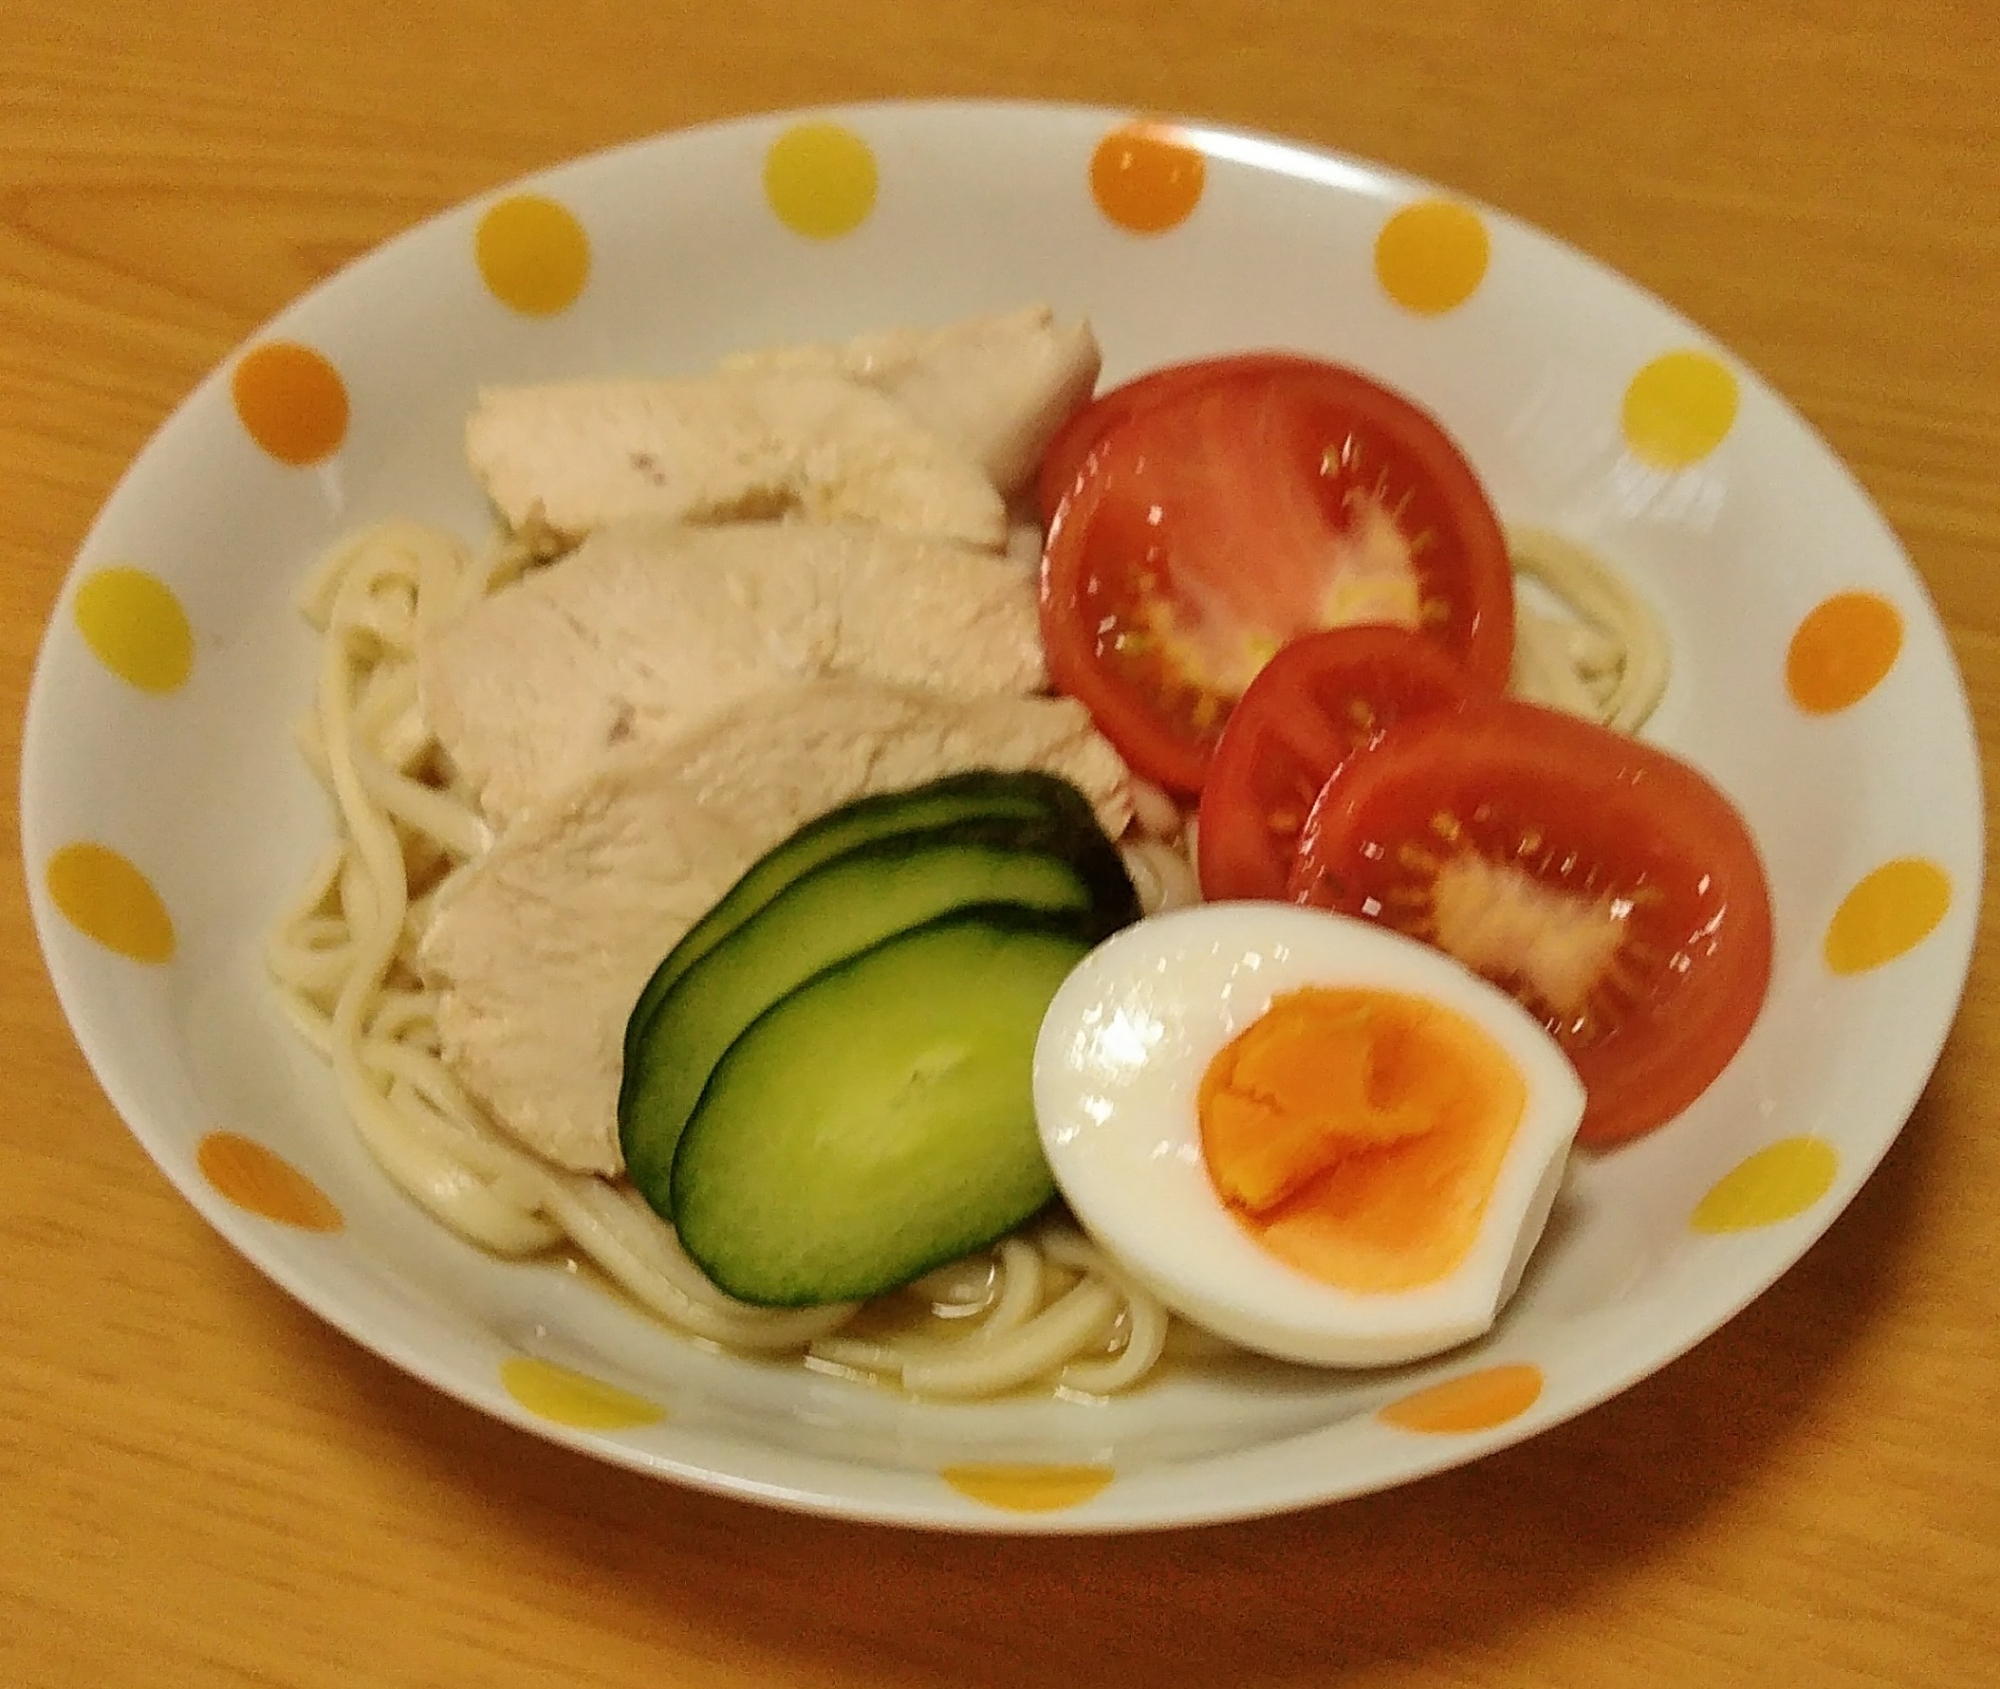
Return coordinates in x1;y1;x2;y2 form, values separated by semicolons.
21;100;1983;1532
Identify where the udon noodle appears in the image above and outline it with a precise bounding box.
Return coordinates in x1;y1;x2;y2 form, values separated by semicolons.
267;515;1665;1399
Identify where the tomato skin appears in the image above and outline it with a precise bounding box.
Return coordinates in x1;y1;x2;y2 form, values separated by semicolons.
1039;458;1215;793
1291;699;1774;1147
1196;626;1483;903
1036;352;1330;523
1038;357;1515;796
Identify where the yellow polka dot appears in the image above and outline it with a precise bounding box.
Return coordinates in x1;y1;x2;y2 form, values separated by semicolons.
232;342;349;467
1786;591;1903;714
73;567;194;694
1374;200;1490;315
1379;1363;1543;1434
763;122;877;240
1691;1137;1838;1233
197;1132;343;1232
940;1464;1116;1512
475;194;591;316
499;1357;664;1432
1825;858;1952;974
46;843;175;964
1621;350;1738;469
1090;122;1205;234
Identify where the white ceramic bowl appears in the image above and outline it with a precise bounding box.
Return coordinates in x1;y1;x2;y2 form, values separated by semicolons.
21;99;1982;1532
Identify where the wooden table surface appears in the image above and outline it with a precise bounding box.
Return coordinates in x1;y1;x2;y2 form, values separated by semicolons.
4;2;1996;1684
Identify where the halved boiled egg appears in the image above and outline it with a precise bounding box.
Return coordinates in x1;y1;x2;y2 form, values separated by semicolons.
1032;901;1585;1367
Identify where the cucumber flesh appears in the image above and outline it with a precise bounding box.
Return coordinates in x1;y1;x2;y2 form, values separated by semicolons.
621;769;1104;1069
620;823;1114;1197
667;909;1089;1306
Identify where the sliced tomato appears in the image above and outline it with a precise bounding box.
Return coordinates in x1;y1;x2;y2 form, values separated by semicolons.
1038;357;1514;795
1196;626;1482;903
1035;352;1328;524
1289;699;1773;1147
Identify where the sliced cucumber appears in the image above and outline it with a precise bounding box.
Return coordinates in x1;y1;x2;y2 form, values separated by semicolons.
667;908;1090;1306
619;816;1134;1197
621;769;1105;1070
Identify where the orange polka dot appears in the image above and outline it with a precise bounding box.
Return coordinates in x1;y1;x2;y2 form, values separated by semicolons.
1621;351;1737;469
46;842;174;964
232;342;349;466
499;1357;664;1431
763;122;877;240
1786;592;1903;714
1824;858;1952;974
941;1464;1116;1512
1379;1363;1543;1434
1374;201;1490;315
73;567;194;694
1691;1137;1838;1233
476;194;591;316
198;1132;343;1232
1091;122;1205;234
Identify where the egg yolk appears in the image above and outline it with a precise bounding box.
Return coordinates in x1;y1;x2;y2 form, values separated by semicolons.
1197;987;1528;1293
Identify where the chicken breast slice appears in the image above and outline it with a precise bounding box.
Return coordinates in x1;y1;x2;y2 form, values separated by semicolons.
419;518;1047;828
720;306;1102;500
419;680;1135;1175
465;370;1008;550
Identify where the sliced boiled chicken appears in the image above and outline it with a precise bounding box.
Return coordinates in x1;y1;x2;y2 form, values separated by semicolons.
719;305;1102;499
465;370;1008;550
419;518;1047;828
418;680;1135;1176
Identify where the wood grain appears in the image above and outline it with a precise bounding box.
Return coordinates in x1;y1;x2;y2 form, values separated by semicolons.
3;1;1996;1685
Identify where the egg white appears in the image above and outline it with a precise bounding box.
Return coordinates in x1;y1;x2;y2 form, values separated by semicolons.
1032;901;1586;1368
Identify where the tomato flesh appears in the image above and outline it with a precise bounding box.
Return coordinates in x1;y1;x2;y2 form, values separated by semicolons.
1039;357;1514;795
1197;626;1482;903
1035;352;1331;524
1290;699;1773;1146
